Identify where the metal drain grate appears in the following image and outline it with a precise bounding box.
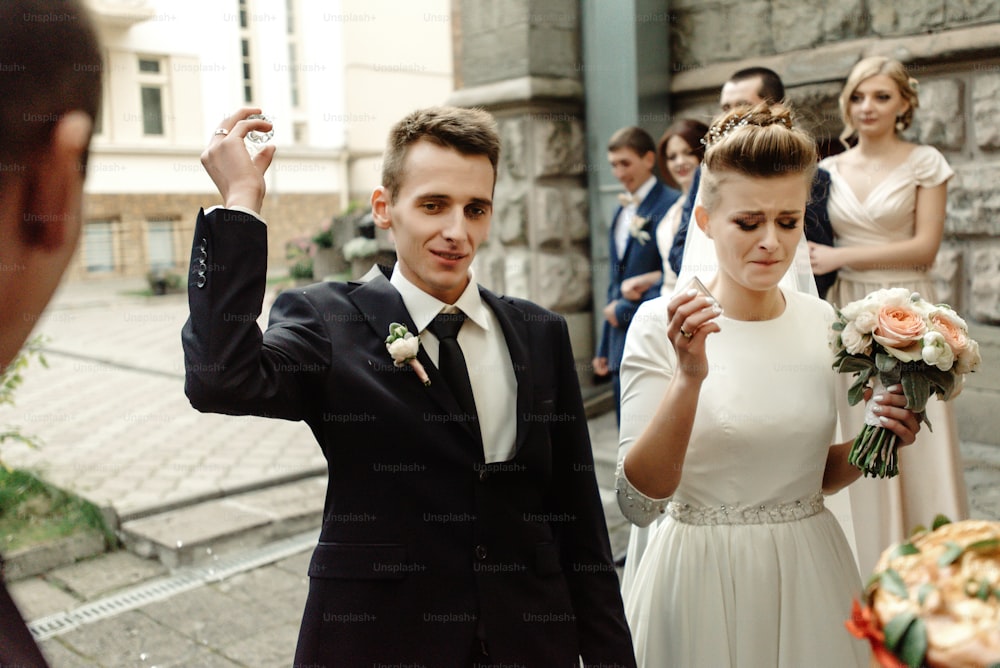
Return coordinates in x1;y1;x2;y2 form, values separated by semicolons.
28;530;318;642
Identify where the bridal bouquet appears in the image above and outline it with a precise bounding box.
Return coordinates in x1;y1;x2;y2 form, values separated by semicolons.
830;288;981;478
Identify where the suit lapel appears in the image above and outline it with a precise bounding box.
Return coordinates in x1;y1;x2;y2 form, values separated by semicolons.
637;182;663;220
480;288;533;456
346;272;474;436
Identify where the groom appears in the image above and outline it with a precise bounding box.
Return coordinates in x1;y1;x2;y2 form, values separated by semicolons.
183;106;635;666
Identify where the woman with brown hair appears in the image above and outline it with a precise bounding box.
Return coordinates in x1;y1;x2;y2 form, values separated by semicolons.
620;119;709;300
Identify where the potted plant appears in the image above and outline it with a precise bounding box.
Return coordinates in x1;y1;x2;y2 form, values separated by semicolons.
146;269;181;295
343;236;379;278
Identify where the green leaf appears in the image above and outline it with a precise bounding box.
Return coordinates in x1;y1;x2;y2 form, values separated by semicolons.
879;568;909;599
932;514;952;530
847;376;869;406
898;617;928;668
937;540;964;567
917;582;935;606
968;538;1000;552
976;578;992;601
888;542;921;560
876;351;899;373
836;356;874;374
883;610;916;650
923;366;954;392
832;321;845;331
901;373;931;413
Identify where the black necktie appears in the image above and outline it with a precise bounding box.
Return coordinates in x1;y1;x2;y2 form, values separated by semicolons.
427;311;479;429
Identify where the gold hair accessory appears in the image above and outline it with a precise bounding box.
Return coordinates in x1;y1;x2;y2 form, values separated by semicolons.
701;111;791;148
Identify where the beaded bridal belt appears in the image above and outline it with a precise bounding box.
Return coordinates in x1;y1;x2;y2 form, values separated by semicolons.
667;492;825;526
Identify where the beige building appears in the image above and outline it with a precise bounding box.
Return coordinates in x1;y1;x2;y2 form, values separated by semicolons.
74;0;453;284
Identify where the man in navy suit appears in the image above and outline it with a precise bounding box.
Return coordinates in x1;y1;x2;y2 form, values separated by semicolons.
666;67;837;298
184;106;635;667
593;127;679;423
0;2;101;666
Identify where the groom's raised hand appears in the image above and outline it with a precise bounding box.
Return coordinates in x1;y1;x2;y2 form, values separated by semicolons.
200;107;275;214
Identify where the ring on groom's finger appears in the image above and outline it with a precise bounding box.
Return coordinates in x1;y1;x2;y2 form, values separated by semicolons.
680;329;693;339
213;128;229;136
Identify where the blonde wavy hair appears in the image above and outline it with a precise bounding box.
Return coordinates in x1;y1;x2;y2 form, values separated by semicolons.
698;103;817;212
838;56;920;148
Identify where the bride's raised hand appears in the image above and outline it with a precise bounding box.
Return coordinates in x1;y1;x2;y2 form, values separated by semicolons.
666;285;722;380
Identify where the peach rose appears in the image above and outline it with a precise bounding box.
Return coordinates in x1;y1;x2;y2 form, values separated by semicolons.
872;304;927;352
930;311;969;354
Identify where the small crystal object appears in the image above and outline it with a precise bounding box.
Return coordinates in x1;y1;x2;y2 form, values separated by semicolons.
245;113;274;144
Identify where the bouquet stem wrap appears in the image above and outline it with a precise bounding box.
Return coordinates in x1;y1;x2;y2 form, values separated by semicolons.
848;379;901;478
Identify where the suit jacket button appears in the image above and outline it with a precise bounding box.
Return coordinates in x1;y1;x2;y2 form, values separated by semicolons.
475;545;487;560
478;469;488;482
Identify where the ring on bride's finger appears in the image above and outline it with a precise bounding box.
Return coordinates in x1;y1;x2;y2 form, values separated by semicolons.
680;329;692;339
213;128;229;136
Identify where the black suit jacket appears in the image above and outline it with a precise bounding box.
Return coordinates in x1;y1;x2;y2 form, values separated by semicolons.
667;166;837;298
598;180;680;372
181;208;636;667
1;569;48;667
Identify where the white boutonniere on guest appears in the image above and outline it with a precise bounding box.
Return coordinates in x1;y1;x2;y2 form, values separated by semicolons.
385;323;430;386
629;215;650;245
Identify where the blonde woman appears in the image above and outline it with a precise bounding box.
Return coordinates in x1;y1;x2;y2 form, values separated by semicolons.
810;56;968;574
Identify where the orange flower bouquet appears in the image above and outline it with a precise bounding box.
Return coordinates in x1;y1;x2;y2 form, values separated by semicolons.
846;517;1000;667
829;288;981;478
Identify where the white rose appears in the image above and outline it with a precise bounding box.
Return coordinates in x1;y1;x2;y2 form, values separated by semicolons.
853;309;878;334
955;338;982;374
921;331;955;372
841;324;870;356
828;324;842;352
873;287;915;309
387;335;420;365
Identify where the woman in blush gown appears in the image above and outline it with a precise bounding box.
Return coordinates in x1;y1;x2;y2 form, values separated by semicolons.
809;56;969;575
616;103;923;668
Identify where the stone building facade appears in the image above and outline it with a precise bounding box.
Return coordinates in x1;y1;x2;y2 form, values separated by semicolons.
449;0;999;441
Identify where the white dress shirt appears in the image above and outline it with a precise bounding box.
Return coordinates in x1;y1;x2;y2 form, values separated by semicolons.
613;175;657;260
390;265;518;463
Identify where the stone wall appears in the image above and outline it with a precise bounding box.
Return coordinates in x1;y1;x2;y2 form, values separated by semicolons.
451;0;595;380
668;0;1000;70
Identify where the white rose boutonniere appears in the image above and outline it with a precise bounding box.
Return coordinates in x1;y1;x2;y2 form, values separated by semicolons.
385;323;430;386
629;215;650;245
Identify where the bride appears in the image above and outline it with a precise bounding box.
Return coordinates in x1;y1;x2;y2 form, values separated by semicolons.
615;103;923;667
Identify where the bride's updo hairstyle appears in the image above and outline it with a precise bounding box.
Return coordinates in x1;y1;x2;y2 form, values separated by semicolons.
698;102;817;212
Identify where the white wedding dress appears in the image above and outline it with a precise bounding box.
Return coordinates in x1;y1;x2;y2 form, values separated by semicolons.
617;289;869;668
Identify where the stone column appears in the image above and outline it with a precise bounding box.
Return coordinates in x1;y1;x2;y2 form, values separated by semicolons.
449;0;593;379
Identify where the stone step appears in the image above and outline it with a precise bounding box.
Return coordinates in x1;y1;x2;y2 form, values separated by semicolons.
118;476;326;569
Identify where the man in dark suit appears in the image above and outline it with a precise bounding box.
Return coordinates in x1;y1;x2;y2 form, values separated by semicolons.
666;67;837;298
0;2;102;666
593;127;679;423
184;106;635;667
